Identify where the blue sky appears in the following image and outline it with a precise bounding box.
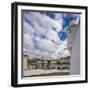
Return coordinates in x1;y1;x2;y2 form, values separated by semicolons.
23;11;80;59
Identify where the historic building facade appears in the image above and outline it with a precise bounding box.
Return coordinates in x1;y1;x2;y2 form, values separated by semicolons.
23;55;70;71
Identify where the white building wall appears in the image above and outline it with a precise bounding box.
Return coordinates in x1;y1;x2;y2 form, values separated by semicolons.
70;27;80;75
67;26;80;75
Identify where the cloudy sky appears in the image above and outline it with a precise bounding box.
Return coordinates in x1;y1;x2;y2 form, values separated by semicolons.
22;11;79;59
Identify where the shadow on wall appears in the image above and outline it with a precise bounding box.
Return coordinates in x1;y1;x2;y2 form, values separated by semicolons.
67;25;80;75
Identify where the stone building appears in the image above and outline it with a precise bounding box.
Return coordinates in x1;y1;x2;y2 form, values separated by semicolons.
23;55;70;71
23;55;28;70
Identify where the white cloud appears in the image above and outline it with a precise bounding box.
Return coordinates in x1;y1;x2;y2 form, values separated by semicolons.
35;39;58;53
23;11;70;59
43;13;63;32
23;20;35;35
